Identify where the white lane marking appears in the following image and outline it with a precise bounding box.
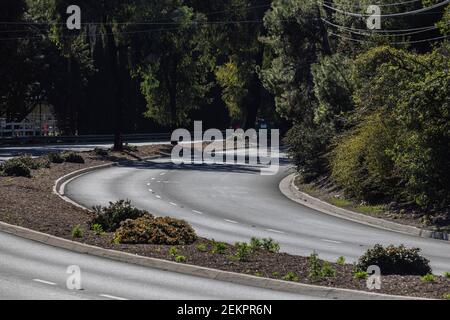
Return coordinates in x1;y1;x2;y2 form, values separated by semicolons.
224;219;239;224
160;172;166;176
147;183;151;186
192;210;203;215
169;202;178;206
148;189;153;192
265;228;285;234
321;239;342;244
151;178;155;180
100;294;128;301
157;181;162;183
155;195;161;199
33;279;57;286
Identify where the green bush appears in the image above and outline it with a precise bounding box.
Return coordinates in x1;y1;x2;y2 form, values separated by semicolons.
92;200;151;232
169;246;178;256
421;274;435;282
330;113;398;202
234;242;253;262
308;252;337;281
444;272;450;278
114;215;197;245
249;237;280;253
1;158;31;177
175;255;187;263
336;256;346;265
443;293;450;300
63;152;85;164
196;243;207;252
16;155;48;170
72;225;84;238
91;223;104;236
356;244;432;276
282;272;299;282
211;240;228;254
354;271;368;279
48;152;65;164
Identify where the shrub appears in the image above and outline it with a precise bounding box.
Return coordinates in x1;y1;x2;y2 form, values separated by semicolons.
356;244;432;276
249;237;280;253
308;252;337;281
63;152;85;164
92;200;151;232
444;272;450;278
94;148;109;157
211;240;228;254
1;158;31;177
16;155;47;170
196;243;207;252
48;152;65;164
262;238;280;253
91;224;104;236
72;225;83;238
354;271;368;279
175;255;187;263
272;272;280;278
234;242;253;262
169;247;178;256
282;272;299;282
114;216;197;245
443;293;450;300
421;274;435;282
336;256;346;265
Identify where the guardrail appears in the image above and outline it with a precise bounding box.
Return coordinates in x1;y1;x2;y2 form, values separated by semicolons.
0;133;172;146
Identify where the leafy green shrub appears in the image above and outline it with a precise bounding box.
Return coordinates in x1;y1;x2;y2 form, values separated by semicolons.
330;113;398;202
72;225;83;238
1;158;31;177
114;215;197;245
272;272;280;278
91;224;104;236
175;255;187;263
444;272;450;278
234;242;253;262
211;240;228;254
169;247;178;256
16;155;47;170
63;152;85;164
421;274;435;282
356;244;432;276
92;200;151;232
249;237;280;253
196;243;207;252
354;271;368;279
336;256;346;265
308;252;337;281
282;272;299;282
48;152;65;164
443;293;450;300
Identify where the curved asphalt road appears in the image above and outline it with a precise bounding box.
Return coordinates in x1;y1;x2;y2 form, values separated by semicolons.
0;230;314;300
65;155;450;275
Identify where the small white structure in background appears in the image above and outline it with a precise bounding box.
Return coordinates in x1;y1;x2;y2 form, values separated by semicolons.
0;104;58;137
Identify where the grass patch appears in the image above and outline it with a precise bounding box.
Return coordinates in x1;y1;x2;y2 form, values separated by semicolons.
328;197;352;207
355;204;385;215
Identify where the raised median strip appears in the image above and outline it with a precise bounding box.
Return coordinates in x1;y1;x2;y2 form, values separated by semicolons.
0;219;423;300
279;173;449;242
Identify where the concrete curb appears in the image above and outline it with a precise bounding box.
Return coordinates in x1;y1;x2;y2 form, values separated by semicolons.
280;173;449;242
0;157;425;300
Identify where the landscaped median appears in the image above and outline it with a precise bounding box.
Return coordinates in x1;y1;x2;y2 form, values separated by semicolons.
0;148;449;300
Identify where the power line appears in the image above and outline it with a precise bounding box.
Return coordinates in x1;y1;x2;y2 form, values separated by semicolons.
321;0;422;8
321;0;450;18
328;30;450;44
321;17;445;37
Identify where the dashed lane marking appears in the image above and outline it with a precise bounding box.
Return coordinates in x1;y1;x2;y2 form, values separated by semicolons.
321;239;342;244
33;279;57;286
224;219;239;224
192;210;203;215
265;229;285;234
100;294;128;301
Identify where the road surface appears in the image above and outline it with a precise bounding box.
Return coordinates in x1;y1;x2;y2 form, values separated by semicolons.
0;230;316;300
65;155;450;275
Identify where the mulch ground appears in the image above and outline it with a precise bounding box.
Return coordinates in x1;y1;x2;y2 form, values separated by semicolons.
0;146;449;299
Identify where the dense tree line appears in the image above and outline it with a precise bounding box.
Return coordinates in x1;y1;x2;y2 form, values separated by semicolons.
1;0;449;217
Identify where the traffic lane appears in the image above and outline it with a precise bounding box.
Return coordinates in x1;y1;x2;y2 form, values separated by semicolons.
0;231;319;300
